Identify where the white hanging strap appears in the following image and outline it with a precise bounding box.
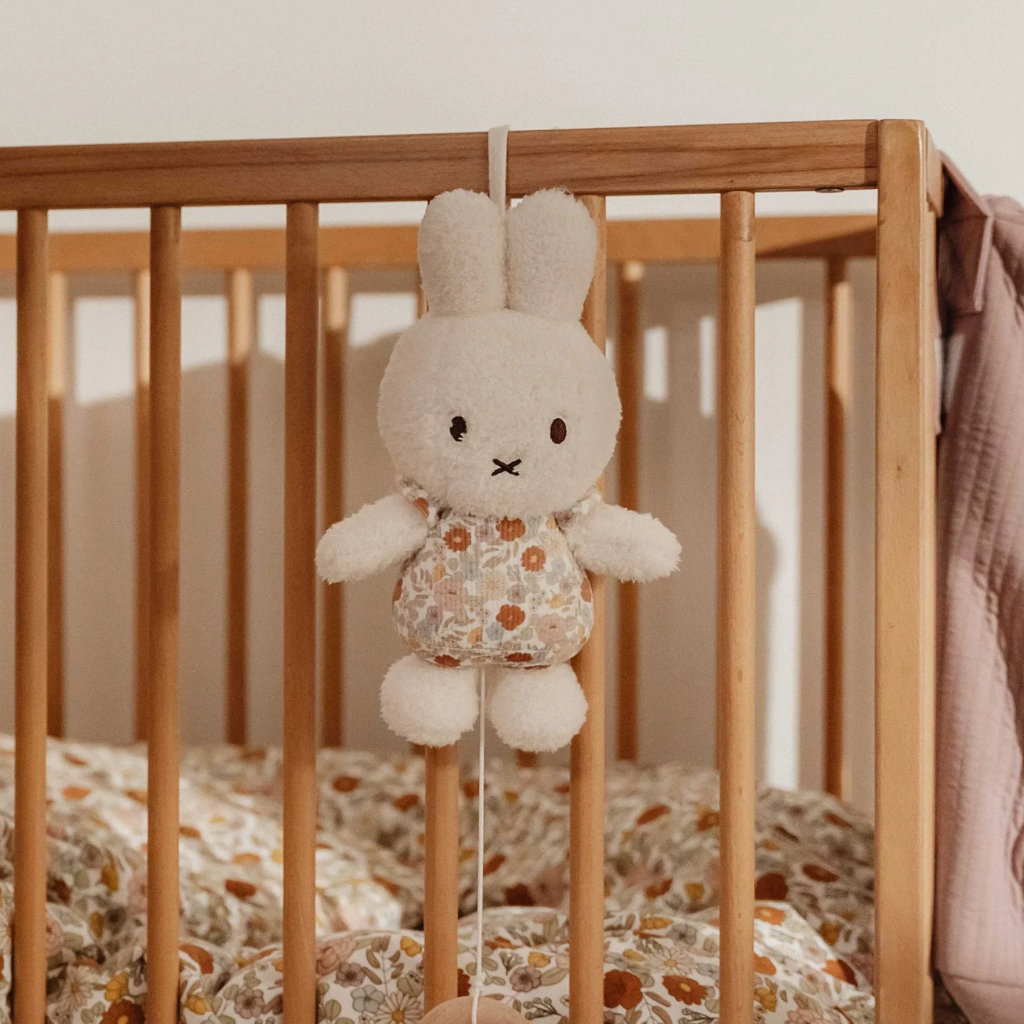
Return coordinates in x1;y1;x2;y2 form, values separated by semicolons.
488;125;509;211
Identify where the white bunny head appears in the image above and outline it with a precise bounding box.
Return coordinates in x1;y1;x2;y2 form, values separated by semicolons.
378;188;621;518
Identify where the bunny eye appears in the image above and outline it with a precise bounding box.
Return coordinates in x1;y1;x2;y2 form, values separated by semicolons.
550;418;567;444
450;416;467;442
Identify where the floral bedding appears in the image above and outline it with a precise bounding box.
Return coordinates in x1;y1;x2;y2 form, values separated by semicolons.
0;737;906;1023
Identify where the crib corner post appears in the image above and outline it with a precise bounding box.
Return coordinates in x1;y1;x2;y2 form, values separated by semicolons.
874;118;936;1024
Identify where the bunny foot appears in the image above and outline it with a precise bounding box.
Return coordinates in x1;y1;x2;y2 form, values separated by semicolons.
380;654;478;747
488;663;587;752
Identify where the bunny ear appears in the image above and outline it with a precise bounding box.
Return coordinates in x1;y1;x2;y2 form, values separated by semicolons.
506;189;597;322
418;189;506;316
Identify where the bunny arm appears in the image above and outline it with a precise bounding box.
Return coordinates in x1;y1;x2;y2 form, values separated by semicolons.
316;492;428;583
563;502;680;583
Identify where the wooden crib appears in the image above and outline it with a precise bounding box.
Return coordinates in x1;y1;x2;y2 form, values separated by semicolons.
0;210;875;778
0;120;939;1024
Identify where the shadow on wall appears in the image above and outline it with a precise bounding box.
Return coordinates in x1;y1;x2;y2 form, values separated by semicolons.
0;260;877;810
620;259;874;809
633;264;787;784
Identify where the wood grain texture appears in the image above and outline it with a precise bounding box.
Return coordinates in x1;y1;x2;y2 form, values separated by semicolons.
283;202;320;1024
147;206;182;1024
0;121;878;210
424;744;460;1011
14;208;49;1024
607;215;876;263
926;131;944;215
874;119;935;1024
47;271;66;738
824;258;851;799
134;270;151;742
570;194;607;1024
226;268;253;746
321;266;348;748
615;261;644;762
0;215;877;274
717;191;756;1024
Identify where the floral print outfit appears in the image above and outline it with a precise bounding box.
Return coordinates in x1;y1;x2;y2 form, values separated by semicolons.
391;481;600;668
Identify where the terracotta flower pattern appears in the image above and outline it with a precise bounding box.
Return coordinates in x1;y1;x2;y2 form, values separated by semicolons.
0;734;964;1024
391;481;600;667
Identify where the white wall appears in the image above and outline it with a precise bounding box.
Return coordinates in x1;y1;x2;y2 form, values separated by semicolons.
0;0;1018;812
2;0;1020;217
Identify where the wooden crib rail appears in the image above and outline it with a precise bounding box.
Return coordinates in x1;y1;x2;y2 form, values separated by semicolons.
3;212;875;764
0;213;877;274
5;120;938;1024
0;121;882;210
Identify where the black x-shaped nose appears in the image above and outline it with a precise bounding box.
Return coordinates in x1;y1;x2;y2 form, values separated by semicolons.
491;458;522;477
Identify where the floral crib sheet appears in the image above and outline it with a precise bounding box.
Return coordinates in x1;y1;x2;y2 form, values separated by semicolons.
0;737;886;1023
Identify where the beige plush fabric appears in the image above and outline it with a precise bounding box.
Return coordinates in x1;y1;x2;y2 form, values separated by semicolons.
935;158;1024;1023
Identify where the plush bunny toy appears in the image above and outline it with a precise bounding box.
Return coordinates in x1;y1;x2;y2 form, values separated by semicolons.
316;188;680;752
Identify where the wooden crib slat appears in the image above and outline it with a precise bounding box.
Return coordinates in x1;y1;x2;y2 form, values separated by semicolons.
147;206;182;1024
283;202;320;1024
226;267;253;746
615;260;643;762
415;267;427;318
47;270;66;738
14;207;49;1024
570;193;607;1024
134;269;151;741
321;266;348;748
424;744;460;1010
717;191;756;1024
874;119;935;1024
824;257;851;799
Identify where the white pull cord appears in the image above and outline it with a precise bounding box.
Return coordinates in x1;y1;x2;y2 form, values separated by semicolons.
471;668;487;1024
471;126;507;1024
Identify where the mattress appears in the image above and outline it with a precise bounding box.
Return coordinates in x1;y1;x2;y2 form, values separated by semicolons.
0;737;902;1023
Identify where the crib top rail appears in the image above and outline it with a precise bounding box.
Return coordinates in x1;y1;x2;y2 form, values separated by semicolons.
0;214;878;273
0;120;886;209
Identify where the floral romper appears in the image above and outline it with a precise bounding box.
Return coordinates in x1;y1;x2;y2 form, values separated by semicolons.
392;481;600;669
